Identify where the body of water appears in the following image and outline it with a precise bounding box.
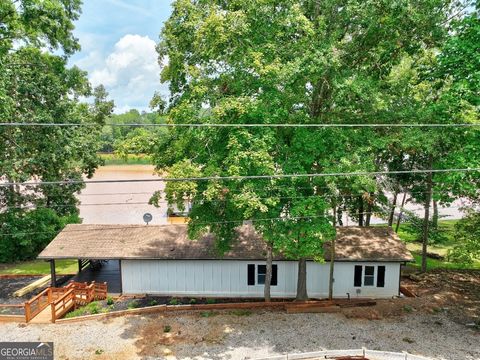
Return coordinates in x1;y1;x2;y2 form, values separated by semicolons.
77;165;466;225
77;165;168;225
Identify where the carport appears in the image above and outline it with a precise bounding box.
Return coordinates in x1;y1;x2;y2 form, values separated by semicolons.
38;225;125;294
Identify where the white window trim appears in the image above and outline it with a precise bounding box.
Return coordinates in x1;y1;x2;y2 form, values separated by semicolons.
363;265;375;287
250;264;278;287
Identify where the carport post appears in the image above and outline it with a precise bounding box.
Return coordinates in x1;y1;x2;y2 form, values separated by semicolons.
50;259;57;287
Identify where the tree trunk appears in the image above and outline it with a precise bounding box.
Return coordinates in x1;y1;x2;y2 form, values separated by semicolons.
432;200;439;229
365;194;373;226
395;192;408;233
388;191;398;227
264;243;273;302
421;158;434;273
296;258;308;301
358;196;364;226
328;207;336;300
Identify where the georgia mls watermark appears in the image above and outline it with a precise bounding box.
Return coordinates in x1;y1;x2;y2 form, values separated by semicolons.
0;343;53;360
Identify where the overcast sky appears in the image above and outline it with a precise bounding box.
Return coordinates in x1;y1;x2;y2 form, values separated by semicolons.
70;0;172;113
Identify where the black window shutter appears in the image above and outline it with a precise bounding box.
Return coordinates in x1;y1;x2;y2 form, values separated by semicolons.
377;266;385;288
354;265;362;287
247;264;255;285
271;265;278;286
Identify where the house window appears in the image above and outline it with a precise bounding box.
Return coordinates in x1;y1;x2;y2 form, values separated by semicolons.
354;265;385;287
258;265;266;284
248;264;277;286
364;266;375;286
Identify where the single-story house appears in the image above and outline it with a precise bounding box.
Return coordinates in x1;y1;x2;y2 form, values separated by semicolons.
38;224;413;299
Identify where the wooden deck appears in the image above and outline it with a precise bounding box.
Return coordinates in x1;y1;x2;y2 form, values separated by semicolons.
29;306;52;324
25;282;108;323
72;260;121;294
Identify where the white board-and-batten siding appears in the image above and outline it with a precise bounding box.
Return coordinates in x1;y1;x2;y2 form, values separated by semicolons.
120;260;401;298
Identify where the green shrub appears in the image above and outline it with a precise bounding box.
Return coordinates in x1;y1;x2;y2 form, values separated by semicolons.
65;301;101;318
169;298;179;305
106;297;114;305
189;298;197;304
163;325;171;333
127;300;140;309
148;299;158;306
206;298;216;304
403;305;414;313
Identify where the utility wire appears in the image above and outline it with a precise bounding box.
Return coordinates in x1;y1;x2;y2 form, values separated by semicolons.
0;207;463;237
3;192;471;211
1;168;479;187
1;122;480;128
75;188;467;197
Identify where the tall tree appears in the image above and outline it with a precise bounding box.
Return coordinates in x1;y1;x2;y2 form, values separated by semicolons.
155;0;464;297
0;0;114;262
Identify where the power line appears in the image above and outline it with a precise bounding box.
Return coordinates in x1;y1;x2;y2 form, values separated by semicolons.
3;191;471;211
1;122;480;128
0;205;467;237
1;167;479;187
75;188;469;197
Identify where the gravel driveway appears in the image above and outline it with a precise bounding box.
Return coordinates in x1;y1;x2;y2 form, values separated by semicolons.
0;310;478;360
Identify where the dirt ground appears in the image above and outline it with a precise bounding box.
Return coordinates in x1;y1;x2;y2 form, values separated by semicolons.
0;269;478;360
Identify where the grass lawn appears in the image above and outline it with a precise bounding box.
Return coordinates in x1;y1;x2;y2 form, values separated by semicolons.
397;219;458;244
99;153;152;165
397;219;480;270
0;259;78;275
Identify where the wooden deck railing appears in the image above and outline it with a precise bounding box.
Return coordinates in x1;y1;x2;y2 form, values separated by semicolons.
51;289;75;323
92;282;108;300
24;288;51;322
25;281;108;323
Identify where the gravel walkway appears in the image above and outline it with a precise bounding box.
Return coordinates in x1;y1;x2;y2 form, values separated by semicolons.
0;310;478;360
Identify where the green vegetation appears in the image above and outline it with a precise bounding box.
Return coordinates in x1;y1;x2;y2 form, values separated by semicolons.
163;325;171;333
127;300;140;309
398;219;480;270
152;0;480;303
449;210;480;265
168;298;180;305
0;259;78;275
99;153;152;165
148;299;158;306
408;253;480;270
1;0;479;293
398;220;458;245
65;302;104;318
99;109;168;158
0;0;113;263
106;297;114;306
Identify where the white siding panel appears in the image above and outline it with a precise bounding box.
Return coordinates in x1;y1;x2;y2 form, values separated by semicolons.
120;260;401;298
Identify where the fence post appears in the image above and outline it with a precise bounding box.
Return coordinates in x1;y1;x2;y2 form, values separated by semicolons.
25;303;30;322
51;303;56;323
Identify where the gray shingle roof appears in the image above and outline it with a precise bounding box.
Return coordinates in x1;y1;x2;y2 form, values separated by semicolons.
38;224;413;262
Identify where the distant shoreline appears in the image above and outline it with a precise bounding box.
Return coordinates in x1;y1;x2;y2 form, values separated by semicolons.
98;153;153;165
